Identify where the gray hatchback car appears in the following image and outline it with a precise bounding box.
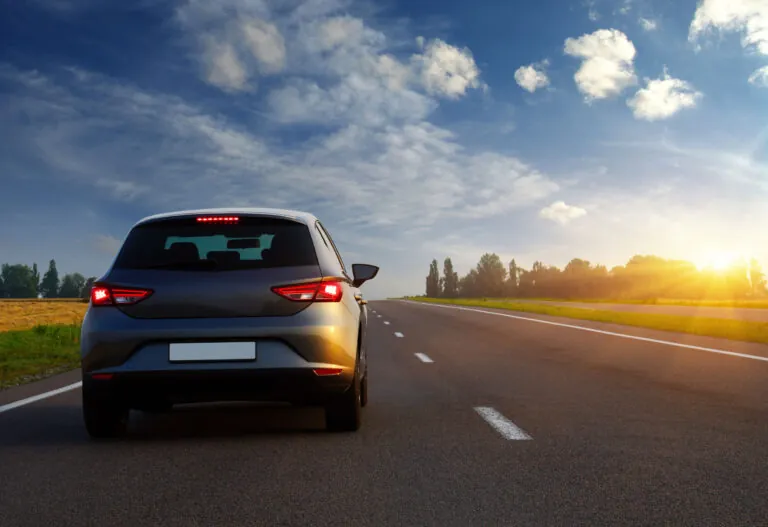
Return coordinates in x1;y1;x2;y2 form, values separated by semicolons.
80;208;379;438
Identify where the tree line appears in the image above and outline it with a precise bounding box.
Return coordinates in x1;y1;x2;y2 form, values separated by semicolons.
426;254;768;300
0;260;97;300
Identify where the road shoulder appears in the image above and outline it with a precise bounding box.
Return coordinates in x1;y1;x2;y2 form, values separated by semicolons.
0;369;81;407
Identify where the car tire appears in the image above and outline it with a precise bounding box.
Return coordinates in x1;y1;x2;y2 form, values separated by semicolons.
325;367;361;432
82;388;129;439
360;370;368;408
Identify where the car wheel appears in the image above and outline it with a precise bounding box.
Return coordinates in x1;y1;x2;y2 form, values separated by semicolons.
325;367;362;432
82;387;129;439
360;370;368;408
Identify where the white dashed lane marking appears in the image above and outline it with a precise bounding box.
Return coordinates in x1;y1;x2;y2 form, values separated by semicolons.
394;332;404;338
415;353;433;363
384;321;390;325
474;406;533;441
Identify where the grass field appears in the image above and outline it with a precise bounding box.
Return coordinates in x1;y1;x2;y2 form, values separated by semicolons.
518;297;768;308
410;298;768;345
0;300;88;332
0;324;81;389
0;301;87;388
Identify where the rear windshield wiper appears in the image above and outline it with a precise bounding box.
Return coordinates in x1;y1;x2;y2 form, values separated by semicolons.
136;259;219;270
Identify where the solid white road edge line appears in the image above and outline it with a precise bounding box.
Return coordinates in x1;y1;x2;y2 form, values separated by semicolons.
474;406;532;440
394;332;404;338
415;353;434;363
0;382;82;415
406;301;768;363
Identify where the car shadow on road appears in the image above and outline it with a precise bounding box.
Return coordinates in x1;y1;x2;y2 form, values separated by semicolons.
132;403;328;441
0;403;331;446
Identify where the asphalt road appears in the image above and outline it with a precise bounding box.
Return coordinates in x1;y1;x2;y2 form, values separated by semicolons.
513;299;768;322
1;300;767;526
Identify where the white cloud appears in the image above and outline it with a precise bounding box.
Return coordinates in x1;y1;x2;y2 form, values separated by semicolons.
627;69;703;121
412;38;483;99
564;29;637;101
539;201;587;225
748;65;768;86
316;16;373;50
0;65;557;230
375;54;411;90
268;76;435;126
266;22;481;125
265;14;435;126
200;37;249;92
640;18;658;31
241;18;286;74
176;2;288;91
514;61;550;93
174;2;486;123
689;0;768;55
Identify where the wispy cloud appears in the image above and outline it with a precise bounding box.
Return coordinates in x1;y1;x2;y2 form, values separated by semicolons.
639;18;658;31
0;63;557;231
749;65;768;87
585;0;600;22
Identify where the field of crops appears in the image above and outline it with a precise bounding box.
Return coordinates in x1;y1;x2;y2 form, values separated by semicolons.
0;300;87;388
0;299;88;332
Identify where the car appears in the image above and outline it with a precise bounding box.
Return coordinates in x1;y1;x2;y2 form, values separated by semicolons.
80;208;379;438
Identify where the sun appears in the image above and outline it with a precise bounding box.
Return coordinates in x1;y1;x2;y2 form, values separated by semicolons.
693;251;741;271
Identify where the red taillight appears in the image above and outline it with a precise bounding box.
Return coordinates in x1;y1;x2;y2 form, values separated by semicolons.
91;287;111;305
271;280;344;302
313;368;343;376
91;373;114;380
91;285;153;306
317;282;341;301
196;216;239;223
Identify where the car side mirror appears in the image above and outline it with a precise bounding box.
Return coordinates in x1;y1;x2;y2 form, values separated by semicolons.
352;263;379;288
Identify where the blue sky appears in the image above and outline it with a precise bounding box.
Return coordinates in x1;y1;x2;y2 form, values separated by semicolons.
1;0;766;299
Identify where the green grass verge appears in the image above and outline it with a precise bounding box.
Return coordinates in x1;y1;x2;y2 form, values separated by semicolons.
520;297;768;309
0;324;81;390
409;298;768;345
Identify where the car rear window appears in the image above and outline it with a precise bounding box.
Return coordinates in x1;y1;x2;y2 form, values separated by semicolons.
113;216;319;271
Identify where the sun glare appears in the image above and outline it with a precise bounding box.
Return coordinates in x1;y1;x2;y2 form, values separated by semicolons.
693;251;742;271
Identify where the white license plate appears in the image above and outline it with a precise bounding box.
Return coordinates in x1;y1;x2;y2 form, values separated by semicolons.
169;342;256;362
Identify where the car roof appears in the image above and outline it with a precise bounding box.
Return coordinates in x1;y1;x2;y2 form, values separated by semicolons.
133;208;319;227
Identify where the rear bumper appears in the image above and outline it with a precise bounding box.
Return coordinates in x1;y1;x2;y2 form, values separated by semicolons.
80;302;359;373
84;368;353;406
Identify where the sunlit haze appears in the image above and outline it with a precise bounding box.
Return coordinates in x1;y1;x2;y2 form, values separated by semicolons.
1;0;766;299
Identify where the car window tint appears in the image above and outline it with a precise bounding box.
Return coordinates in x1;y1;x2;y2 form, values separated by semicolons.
113;217;318;271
